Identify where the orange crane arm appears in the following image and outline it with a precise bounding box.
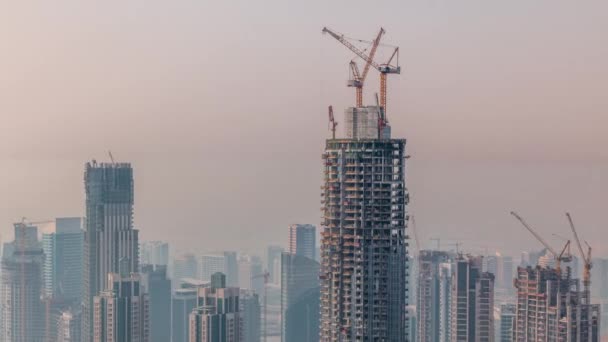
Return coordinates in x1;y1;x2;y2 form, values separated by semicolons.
360;28;384;83
322;27;382;70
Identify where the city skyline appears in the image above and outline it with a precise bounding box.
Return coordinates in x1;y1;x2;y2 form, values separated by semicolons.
1;2;608;256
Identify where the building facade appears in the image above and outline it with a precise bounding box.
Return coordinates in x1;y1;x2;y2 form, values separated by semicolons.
42;217;84;302
241;290;261;342
320;135;409;341
142;264;171;342
281;252;320;342
450;255;494;342
83;161;140;342
0;223;45;342
200;255;225;282
499;304;515;342
417;250;453;342
93;272;150;342
288;224;316;261
172;287;198;342
189;273;241;342
141;241;169;267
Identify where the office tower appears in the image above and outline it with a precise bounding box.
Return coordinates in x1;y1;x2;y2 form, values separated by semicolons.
83;161;140;342
591;258;608;299
0;223;45;342
241;290;261;342
141;241;169;266
280;252;320;342
416;250;453;342
42;217;84;302
513;266;600;342
173;287;198;342
267;245;283;283
450;255;495;342
57;309;82;342
200;254;225;282
500;256;513;291
189;273;241;342
141;264;171;342
320;133;409;340
499;304;515;342
93;271;150;342
407;306;417;342
173;253;199;288
288;224;316;260
224;251;239;287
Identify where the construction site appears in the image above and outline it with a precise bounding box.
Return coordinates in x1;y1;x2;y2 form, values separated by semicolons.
319;27;410;341
510;212;600;342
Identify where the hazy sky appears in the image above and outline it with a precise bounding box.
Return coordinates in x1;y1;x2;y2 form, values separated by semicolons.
1;1;608;257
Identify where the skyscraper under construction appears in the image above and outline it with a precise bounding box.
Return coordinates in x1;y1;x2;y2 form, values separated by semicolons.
82;161;140;342
320;105;409;341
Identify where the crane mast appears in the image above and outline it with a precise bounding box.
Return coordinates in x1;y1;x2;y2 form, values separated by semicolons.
328;105;338;139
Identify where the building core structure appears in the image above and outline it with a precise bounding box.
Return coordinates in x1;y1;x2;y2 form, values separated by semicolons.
320;109;409;341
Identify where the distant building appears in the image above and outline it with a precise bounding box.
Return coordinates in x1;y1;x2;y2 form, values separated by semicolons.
142;264;171;342
57;309;82;342
266;245;283;284
189;273;240;342
173;253;198;288
241;290;261;342
224;251;239;287
499;303;515;342
200;254;225;282
41;217;84;303
513;265;600;342
141;241;169;266
280;252;319;342
83;161;139;342
450;255;495;342
288;224;315;260
238;255;264;295
416;250;453;342
172;287;198;342
93;271;150;342
0;223;45;342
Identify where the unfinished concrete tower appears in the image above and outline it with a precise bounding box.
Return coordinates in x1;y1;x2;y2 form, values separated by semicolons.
320;110;409;341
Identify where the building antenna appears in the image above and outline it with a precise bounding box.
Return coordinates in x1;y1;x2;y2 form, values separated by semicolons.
108;151;115;164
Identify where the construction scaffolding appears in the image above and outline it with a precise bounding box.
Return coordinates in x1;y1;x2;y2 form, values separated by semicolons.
320;139;409;341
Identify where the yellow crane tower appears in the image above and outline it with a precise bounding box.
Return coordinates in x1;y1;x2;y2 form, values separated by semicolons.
510;211;572;275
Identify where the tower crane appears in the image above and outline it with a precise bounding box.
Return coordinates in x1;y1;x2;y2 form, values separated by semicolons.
322;27;384;108
328;105;338;139
565;212;592;304
510;211;572;275
252;271;270;342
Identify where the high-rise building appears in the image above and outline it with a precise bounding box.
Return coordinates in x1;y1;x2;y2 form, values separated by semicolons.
416;250;453;342
320;122;409;340
173;253;199;288
199;254;225;282
0;223;45;342
83;161;140;342
288;224;316;260
142;264;171;342
280;252;320;342
57;309;82;342
41;217;84;302
513;265;600;342
141;241;169;266
224;251;239;287
189;273;241;342
172;287;198;342
450;255;495;342
267;245;284;284
93;270;150;342
241;290;261;342
499;303;515;342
